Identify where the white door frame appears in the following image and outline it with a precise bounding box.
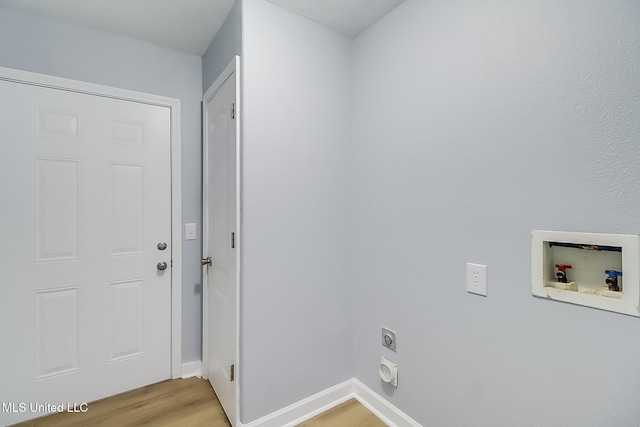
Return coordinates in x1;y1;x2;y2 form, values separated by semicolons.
0;66;183;378
202;55;241;425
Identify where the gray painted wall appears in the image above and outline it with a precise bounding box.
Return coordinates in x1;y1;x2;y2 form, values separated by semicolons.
202;0;242;91
352;1;640;426
5;1;640;425
0;6;204;364
240;0;354;422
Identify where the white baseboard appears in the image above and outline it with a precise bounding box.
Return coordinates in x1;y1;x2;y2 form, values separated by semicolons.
240;378;421;427
240;379;354;427
351;379;422;427
181;360;202;379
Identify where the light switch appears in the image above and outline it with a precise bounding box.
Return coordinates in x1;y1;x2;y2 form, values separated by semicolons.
184;223;197;240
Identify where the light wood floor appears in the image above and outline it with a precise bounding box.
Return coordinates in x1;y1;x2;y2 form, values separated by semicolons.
297;398;387;427
12;378;387;426
13;378;230;427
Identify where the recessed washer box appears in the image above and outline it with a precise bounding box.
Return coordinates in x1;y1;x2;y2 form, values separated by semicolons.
532;230;640;317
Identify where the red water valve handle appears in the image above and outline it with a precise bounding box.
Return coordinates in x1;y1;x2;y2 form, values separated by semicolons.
555;264;572;271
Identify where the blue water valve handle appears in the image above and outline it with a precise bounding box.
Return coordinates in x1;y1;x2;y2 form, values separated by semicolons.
605;270;622;291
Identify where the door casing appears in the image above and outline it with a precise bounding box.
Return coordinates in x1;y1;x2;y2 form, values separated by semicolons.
202;55;241;426
0;66;183;378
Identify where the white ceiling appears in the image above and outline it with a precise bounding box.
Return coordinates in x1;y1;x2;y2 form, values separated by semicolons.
267;0;404;37
0;0;236;56
0;0;403;56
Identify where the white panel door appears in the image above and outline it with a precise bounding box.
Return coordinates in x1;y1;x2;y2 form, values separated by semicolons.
203;59;238;426
0;79;172;425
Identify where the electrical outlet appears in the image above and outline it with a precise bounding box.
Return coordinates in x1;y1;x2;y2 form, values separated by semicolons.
382;327;396;351
467;263;487;296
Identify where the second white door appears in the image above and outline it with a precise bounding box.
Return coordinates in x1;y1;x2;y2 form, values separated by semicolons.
203;58;239;426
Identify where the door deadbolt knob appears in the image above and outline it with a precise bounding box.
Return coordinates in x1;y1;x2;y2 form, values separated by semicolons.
157;261;168;271
157;242;167;251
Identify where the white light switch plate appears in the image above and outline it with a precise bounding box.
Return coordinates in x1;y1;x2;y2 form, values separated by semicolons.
467;263;487;296
185;223;197;240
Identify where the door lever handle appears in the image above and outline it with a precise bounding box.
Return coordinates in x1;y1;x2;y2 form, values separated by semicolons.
201;257;212;266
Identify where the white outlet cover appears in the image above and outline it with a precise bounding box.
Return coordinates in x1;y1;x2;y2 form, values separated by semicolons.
467;263;487;296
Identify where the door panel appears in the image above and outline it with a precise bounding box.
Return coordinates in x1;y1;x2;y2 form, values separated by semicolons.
203;60;238;426
0;79;172;425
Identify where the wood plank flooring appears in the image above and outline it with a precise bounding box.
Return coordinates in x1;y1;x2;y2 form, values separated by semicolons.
12;378;230;427
12;378;387;426
296;398;387;427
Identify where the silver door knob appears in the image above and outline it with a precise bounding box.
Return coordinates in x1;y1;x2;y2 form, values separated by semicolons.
157;242;167;251
157;261;168;271
201;257;212;266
